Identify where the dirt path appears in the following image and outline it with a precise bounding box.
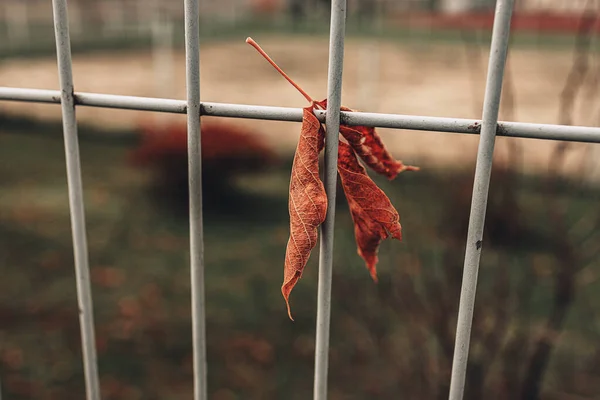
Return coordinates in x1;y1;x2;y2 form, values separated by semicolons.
1;36;599;181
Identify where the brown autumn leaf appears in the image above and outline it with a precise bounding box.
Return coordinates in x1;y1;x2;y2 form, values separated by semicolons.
339;122;419;179
316;99;419;180
245;37;418;318
337;141;402;282
282;105;328;320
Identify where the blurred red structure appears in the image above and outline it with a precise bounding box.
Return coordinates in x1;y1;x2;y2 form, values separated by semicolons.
249;0;284;15
128;118;279;212
130;118;278;172
397;11;600;34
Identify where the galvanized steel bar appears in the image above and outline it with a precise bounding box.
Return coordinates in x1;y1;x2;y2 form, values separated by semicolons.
314;1;346;399
183;0;208;399
448;1;515;400
51;1;101;400
2;87;600;143
0;87;187;112
76;92;186;113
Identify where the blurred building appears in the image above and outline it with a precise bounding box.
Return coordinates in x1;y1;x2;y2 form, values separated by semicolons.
520;0;600;14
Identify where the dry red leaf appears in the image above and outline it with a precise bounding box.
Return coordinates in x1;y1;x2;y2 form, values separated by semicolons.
317;99;418;180
339;122;420;179
282;105;328;320
337;141;402;282
245;37;419;319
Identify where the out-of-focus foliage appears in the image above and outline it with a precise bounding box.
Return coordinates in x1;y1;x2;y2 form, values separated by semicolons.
127;118;279;215
1;116;599;398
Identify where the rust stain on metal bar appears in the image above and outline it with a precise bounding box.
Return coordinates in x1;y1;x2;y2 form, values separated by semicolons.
467;121;481;133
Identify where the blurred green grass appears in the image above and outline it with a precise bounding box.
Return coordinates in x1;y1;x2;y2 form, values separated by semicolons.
1;14;598;61
1;118;600;399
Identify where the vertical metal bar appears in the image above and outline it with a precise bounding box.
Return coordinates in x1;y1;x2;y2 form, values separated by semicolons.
51;1;101;399
183;1;207;400
448;1;515;399
313;1;346;399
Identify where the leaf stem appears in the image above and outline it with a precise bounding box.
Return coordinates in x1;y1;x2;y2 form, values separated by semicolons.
246;37;314;104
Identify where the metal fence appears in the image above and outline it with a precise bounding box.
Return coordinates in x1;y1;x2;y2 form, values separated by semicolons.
1;0;600;399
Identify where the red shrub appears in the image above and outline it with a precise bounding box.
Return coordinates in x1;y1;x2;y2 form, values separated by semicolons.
128;118;279;213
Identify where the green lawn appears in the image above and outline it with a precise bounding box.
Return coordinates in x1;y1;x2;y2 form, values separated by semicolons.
1;116;600;399
0;14;596;61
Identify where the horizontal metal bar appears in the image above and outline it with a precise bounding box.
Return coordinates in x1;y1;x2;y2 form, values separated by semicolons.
1;87;600;143
0;87;188;113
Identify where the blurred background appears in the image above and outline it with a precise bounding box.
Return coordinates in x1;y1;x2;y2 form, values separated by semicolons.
1;0;600;399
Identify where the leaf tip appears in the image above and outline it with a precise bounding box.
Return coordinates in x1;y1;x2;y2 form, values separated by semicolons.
282;289;295;321
282;272;301;322
370;269;379;283
286;301;295;321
